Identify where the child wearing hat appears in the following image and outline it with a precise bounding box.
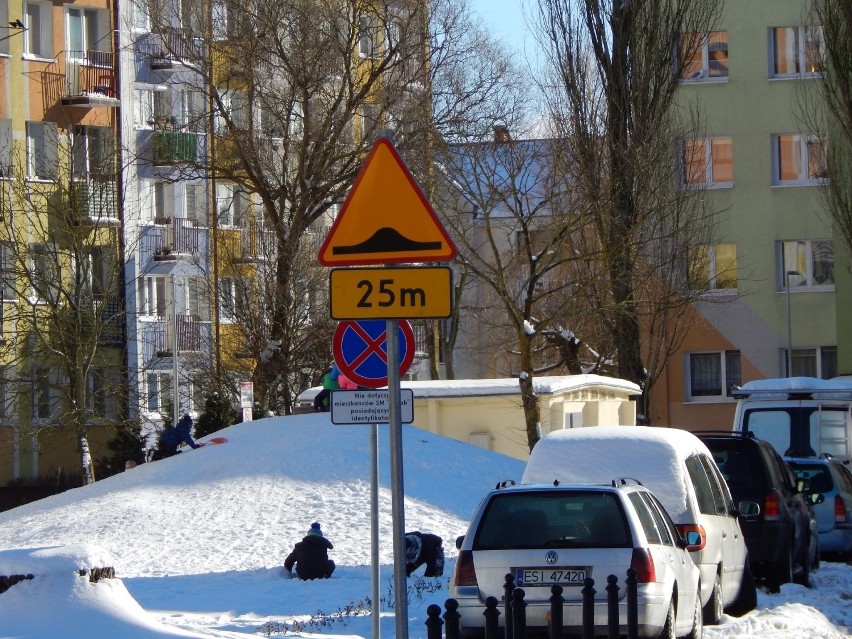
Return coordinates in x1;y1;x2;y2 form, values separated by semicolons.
283;522;335;579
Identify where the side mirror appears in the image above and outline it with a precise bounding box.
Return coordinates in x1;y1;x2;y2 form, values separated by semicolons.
809;492;825;506
684;530;703;549
455;535;465;550
737;501;761;517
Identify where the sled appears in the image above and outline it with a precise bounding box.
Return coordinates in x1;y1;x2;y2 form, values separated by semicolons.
199;437;229;447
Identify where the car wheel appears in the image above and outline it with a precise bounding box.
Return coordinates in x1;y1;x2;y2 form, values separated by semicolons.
701;574;722;626
768;541;793;593
726;560;757;617
683;591;703;639
659;600;676;639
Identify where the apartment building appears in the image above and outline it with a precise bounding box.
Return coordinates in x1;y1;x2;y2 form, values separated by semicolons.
653;1;844;429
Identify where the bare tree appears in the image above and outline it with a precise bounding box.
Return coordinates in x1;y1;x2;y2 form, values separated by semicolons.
0;126;128;484
531;0;724;423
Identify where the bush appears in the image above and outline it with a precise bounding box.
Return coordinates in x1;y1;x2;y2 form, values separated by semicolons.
195;388;237;439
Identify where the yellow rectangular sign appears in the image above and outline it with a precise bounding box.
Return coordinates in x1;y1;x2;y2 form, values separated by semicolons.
330;267;452;319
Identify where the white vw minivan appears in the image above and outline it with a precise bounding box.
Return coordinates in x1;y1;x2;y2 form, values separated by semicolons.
521;426;757;624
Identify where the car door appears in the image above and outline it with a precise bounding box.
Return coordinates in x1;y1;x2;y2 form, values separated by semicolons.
700;453;747;604
767;447;810;559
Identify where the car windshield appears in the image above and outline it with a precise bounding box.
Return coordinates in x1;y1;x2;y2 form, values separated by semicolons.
473;490;631;550
787;462;834;493
745;406;848;457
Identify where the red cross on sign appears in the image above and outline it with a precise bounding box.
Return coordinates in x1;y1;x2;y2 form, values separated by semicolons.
332;320;415;388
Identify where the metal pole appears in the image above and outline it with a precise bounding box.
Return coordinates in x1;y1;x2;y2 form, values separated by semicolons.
172;275;180;424
371;421;381;639
387;319;408;639
786;271;795;377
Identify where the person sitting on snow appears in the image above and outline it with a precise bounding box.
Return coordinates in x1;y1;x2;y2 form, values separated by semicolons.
283;522;336;580
151;414;200;460
404;531;444;577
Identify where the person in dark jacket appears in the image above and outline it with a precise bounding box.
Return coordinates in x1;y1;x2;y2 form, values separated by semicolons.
151;414;200;460
404;531;444;577
283;522;335;579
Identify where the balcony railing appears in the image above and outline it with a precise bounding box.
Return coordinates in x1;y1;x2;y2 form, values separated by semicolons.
138;29;204;71
140;215;209;265
69;177;119;225
153;126;198;165
61;50;119;107
217;218;275;263
142;315;212;362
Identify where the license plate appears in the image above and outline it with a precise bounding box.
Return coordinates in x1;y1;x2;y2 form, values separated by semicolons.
516;568;587;586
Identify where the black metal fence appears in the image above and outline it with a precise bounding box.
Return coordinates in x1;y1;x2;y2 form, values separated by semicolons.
427;571;640;639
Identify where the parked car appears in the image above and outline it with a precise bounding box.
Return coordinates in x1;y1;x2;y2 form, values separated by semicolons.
451;479;703;639
786;455;852;560
698;432;822;592
521;427;756;624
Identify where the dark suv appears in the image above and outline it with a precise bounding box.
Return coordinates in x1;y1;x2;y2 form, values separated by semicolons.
697;433;820;592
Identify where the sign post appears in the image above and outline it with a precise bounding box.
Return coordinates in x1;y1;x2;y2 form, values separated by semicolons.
318;136;457;639
240;381;253;422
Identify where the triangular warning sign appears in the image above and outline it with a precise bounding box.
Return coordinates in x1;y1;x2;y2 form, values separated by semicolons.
318;137;457;266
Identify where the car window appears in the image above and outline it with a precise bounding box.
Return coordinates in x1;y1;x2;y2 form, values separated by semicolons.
700;454;734;514
640;492;677;547
788;462;834;493
473;491;630;550
628;492;663;545
685;455;717;515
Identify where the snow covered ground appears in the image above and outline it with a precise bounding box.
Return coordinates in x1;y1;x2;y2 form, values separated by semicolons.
0;414;849;638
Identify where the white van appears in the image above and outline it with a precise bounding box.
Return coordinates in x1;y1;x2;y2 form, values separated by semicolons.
731;377;852;462
522;426;756;624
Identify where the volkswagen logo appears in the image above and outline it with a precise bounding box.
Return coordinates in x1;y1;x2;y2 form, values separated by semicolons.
544;550;558;564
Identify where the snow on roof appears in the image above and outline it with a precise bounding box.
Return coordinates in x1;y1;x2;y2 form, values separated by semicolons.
739;377;852;400
521;426;712;521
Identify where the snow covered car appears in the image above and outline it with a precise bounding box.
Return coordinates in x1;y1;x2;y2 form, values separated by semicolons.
450;479;703;639
521;427;756;624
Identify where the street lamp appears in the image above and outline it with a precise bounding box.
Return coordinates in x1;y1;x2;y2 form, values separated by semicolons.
785;270;800;377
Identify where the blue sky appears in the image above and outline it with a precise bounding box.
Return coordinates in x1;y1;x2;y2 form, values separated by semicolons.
470;0;530;53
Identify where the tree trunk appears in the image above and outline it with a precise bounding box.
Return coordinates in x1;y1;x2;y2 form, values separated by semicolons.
79;434;95;485
518;333;542;451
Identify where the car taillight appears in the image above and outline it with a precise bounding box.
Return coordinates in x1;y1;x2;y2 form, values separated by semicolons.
630;547;656;583
675;523;707;551
765;491;781;521
453;550;478;587
836;496;848;524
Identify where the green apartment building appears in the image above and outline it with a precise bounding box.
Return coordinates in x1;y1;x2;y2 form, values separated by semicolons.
655;0;849;430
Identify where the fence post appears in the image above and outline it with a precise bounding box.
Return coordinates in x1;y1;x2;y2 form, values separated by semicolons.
426;603;443;639
606;574;619;639
511;588;527;639
581;577;596;639
503;573;516;639
626;568;638;639
483;596;500;639
549;585;564;639
444;598;460;639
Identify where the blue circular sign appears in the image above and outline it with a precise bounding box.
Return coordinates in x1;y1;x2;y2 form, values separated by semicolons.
332;320;415;388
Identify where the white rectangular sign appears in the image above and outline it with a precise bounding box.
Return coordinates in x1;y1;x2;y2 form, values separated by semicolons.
330;389;414;425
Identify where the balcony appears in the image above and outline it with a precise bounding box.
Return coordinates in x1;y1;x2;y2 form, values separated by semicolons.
152;124;198;165
217;219;275;264
61;50;119;108
69;177;120;226
140;215;210;266
138;29;203;72
142;315;212;362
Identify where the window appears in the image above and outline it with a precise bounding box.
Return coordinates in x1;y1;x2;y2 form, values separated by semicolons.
771;26;824;77
0;119;11;178
219;277;236;321
24;1;53;58
184;182;207;225
181;89;206;133
130;1;149;31
688;244;737;291
186;276;210;321
0;366;14;421
216;183;249;226
88;367;119;418
782;346;837;379
134;89;172;128
773;134;828;184
778;239;834;289
687;350;741;401
358;14;378;58
33;367;56;422
682;137;732;187
680;31;728;81
26;121;58;180
72;126;115;178
67;7;105;58
359;103;380;142
0;243;14;302
32;243;59;303
139;275;168;317
146;371;172;413
0;1;8;56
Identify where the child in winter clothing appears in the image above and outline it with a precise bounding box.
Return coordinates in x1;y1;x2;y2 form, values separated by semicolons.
151;414;200;460
404;531;444;577
283;522;335;579
312;364;340;412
